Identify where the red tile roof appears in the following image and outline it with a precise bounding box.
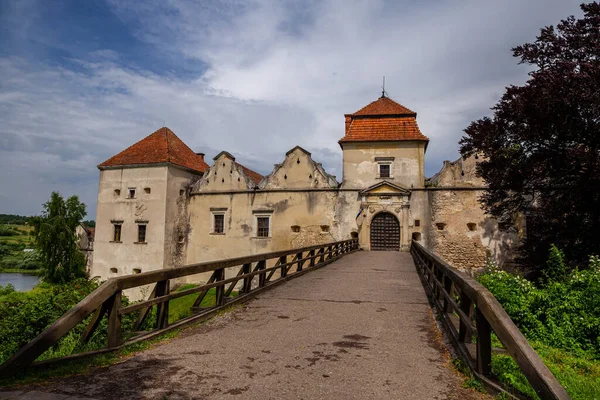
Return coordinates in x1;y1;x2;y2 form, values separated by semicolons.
341;117;428;142
98;127;209;173
236;162;264;185
339;96;428;144
352;96;416;116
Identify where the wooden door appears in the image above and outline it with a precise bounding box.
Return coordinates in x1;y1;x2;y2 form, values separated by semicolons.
370;212;400;251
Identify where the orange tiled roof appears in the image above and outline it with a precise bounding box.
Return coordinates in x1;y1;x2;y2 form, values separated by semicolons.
236;162;264;185
98;127;209;173
339;96;428;144
352;96;416;116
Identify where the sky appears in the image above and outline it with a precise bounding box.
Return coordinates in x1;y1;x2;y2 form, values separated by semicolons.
0;0;583;219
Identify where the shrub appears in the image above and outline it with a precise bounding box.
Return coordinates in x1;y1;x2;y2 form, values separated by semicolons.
0;225;19;237
0;280;151;364
478;253;600;357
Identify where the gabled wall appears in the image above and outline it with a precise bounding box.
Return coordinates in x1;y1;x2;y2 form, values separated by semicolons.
426;155;518;270
196;152;257;192
260;146;338;189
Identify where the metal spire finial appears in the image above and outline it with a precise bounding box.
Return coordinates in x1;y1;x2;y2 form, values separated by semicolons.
381;76;386;98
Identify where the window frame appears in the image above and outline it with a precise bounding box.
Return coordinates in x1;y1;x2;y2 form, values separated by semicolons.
252;210;273;239
377;161;393;179
256;216;271;238
128;188;136;199
136;223;147;244
111;221;122;243
210;208;227;235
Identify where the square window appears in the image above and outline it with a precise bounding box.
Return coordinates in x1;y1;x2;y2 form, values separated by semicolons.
214;214;224;233
137;224;147;243
257;216;270;237
128;188;136;199
414;219;421;227
379;164;390;178
113;224;122;242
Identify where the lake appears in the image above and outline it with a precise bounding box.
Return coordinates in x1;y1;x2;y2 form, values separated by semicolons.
0;272;41;291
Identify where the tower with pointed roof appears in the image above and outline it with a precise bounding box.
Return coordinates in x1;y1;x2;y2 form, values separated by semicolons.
339;95;429;190
92;127;212;287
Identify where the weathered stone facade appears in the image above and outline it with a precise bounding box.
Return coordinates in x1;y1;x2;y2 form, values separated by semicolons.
91;96;516;299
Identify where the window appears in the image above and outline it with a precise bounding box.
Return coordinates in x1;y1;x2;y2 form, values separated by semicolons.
133;268;142;274
291;225;300;233
114;189;120;196
257;217;270;237
414;219;421;227
379;164;390;178
110;268;118;274
467;223;477;231
436;223;446;231
128;188;136;199
214;214;224;233
144;187;151;194
137;224;147;243
320;225;330;233
112;223;122;242
211;209;227;234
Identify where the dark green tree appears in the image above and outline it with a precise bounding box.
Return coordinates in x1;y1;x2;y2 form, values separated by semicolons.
460;3;600;269
31;192;87;283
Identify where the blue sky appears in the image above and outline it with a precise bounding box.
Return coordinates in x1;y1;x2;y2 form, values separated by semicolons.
0;0;583;218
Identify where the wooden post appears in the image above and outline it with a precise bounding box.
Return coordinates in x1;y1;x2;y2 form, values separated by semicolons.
258;260;266;287
296;251;304;271
458;291;473;343
242;263;252;293
476;307;492;376
215;268;225;306
442;277;452;313
319;247;325;263
309;250;315;267
280;255;288;278
107;291;122;348
155;280;170;330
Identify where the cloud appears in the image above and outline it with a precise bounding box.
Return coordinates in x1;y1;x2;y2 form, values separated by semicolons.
0;0;583;217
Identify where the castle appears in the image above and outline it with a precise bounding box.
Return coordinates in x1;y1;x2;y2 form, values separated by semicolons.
91;95;515;296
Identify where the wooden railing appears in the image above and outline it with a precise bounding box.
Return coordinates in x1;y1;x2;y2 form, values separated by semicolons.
0;239;359;376
410;240;569;399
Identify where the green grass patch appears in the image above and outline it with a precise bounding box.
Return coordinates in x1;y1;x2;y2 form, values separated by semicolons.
168;284;238;324
491;342;600;400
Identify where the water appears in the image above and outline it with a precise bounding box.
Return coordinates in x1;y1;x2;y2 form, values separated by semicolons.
0;272;41;291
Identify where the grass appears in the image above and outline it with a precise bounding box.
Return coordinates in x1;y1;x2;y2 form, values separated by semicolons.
0;225;34;246
491;342;600;400
168;284;239;323
0;268;41;275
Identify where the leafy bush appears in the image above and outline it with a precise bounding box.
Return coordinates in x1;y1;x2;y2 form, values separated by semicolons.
478;254;600;357
0;280;152;364
0;225;19;237
0;284;15;297
0;252;42;271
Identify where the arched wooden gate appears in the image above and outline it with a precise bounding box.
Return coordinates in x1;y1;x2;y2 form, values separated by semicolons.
370;212;400;251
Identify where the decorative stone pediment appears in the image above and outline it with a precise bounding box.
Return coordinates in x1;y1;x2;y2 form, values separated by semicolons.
359;181;411;196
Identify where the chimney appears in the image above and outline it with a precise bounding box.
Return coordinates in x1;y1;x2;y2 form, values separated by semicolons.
196;152;205;162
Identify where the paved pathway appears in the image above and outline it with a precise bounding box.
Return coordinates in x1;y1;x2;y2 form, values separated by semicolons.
2;251;488;400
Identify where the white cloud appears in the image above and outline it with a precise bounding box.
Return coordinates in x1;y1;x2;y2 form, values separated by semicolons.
0;0;583;217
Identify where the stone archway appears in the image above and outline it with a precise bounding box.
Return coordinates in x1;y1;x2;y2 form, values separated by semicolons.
370;212;400;251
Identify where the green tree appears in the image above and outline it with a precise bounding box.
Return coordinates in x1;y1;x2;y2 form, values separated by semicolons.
459;3;600;268
32;192;87;283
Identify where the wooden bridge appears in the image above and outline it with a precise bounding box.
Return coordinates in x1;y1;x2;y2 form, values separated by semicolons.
0;240;568;399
